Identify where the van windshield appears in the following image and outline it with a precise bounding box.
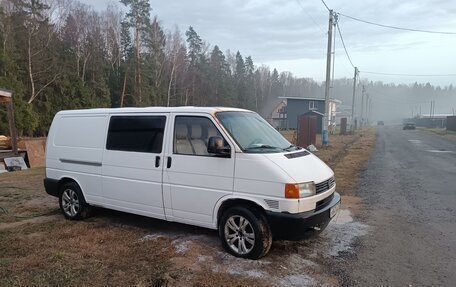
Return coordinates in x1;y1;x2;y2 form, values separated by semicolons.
216;111;299;153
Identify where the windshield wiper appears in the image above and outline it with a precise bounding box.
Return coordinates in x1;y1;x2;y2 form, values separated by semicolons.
244;144;282;151
283;144;301;151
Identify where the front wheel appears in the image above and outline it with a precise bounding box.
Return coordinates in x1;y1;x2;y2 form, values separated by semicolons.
219;206;272;259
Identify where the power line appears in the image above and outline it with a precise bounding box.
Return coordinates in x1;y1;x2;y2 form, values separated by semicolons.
336;22;355;68
361;71;456;77
318;3;455;80
295;0;326;35
320;0;330;11
338;12;456;35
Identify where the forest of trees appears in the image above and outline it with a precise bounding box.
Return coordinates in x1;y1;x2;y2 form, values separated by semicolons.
0;0;454;136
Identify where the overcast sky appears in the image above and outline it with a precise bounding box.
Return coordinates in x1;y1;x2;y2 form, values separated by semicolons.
84;0;456;87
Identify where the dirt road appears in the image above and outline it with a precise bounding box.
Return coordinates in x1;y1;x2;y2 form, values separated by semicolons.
338;126;456;286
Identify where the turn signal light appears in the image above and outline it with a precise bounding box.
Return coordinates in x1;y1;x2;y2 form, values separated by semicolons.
285;182;316;198
285;183;300;198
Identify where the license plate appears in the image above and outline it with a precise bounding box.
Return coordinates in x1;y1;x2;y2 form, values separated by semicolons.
330;202;340;218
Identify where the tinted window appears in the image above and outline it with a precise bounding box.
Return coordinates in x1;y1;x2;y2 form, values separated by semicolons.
107;116;166;153
174;116;224;156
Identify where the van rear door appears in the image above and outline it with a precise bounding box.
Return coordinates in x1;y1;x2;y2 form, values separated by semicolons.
101;113;169;219
48;114;108;204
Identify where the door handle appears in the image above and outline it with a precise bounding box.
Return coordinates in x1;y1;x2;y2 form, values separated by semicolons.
167;157;172;168
155;156;160;168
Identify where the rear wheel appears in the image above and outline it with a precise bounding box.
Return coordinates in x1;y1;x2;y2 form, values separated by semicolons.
219;206;272;259
59;182;91;220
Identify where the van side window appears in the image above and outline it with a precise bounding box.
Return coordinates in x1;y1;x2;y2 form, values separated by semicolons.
174;116;224;156
106;116;166;153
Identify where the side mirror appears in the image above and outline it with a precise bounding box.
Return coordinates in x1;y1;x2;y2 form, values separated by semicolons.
207;136;231;157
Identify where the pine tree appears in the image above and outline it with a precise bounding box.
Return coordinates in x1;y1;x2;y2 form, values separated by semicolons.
185;26;204;105
120;0;151;106
234;51;246;108
144;16;166;105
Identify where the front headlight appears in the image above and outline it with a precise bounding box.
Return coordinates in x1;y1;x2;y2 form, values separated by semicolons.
285;182;316;198
298;182;316;198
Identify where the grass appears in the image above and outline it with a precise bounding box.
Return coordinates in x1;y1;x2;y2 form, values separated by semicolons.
0;220;172;286
0;169;172;286
416;127;456;141
312;129;376;195
0;130;376;286
0;168;57;224
280;128;376;195
0;258;10;266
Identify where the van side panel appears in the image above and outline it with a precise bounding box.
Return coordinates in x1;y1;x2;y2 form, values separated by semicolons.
46;114;108;204
101;151;166;219
101;114;168;220
54;116;107;149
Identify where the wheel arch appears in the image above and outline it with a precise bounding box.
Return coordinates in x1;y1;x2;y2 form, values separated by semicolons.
57;176;86;199
214;196;269;228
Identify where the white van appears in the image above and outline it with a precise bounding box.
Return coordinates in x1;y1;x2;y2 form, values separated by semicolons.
44;107;340;259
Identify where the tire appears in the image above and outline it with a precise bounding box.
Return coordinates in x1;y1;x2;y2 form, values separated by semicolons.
219;206;272;259
59;182;91;220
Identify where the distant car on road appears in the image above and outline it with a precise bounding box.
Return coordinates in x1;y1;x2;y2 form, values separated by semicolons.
403;122;416;130
377;121;384;126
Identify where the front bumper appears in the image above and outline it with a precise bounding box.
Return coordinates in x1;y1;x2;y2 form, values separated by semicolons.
265;192;341;240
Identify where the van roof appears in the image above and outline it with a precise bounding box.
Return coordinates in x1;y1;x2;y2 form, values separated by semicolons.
56;106;251;115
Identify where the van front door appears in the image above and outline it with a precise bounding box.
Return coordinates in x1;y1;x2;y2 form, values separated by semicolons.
102;114;169;219
163;114;235;227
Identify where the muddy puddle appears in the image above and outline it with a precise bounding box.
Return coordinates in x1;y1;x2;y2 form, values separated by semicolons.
138;208;369;286
320;208;369;257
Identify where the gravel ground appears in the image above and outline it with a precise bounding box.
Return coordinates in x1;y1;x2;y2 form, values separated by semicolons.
335;125;456;286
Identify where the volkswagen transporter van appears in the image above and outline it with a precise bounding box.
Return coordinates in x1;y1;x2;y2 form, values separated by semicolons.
44;107;340;259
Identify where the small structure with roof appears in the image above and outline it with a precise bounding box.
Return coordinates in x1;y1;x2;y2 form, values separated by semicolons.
278;96;341;133
265;100;287;129
413;113;454;128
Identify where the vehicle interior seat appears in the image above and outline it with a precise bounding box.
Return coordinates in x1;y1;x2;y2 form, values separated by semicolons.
190;124;208;155
175;124;194;154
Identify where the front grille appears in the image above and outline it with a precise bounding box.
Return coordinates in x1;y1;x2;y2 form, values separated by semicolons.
315;193;334;211
315;177;335;194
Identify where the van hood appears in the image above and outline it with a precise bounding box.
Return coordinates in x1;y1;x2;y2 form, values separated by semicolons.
262;150;334;184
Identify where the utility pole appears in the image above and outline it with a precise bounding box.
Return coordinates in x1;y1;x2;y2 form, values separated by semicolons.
366;97;370;124
330;13;338;97
350;67;358;132
360;85;365;128
368;97;372;124
322;9;334;145
433;100;436;118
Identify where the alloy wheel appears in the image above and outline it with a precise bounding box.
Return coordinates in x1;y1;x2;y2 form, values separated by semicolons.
224;215;255;255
